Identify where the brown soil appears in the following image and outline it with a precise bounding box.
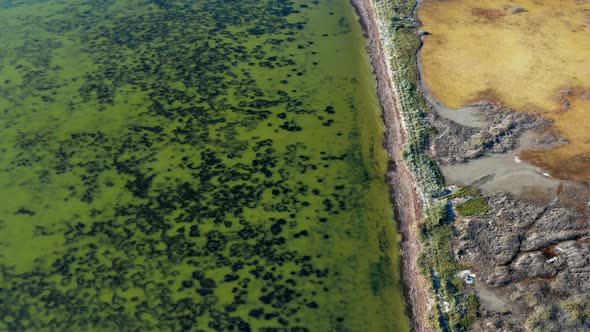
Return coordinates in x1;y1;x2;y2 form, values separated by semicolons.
471;7;507;22
350;1;432;331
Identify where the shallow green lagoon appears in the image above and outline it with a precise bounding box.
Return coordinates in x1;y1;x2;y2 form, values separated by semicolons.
0;0;410;330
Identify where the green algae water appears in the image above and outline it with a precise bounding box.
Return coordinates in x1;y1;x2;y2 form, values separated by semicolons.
0;0;410;330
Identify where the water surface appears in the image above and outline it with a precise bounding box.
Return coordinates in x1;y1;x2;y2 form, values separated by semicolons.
0;0;409;330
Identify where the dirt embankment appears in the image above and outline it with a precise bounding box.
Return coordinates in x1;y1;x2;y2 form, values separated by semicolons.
350;1;432;331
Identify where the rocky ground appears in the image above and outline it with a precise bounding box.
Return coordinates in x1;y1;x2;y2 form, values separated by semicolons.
428;101;559;164
428;102;590;331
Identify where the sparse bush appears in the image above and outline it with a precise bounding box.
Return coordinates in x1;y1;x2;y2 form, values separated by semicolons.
456;197;491;216
447;186;480;199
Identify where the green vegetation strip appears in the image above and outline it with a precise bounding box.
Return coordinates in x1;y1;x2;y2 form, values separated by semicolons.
370;0;480;330
373;0;444;197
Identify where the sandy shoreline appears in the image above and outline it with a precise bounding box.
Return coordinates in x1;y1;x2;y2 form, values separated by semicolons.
349;0;432;331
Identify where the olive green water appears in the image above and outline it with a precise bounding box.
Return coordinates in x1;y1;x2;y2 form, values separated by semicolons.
0;0;410;330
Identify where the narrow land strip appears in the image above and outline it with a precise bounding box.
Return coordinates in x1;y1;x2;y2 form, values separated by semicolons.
350;0;431;330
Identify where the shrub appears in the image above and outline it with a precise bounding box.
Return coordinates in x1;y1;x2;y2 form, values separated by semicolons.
456;197;491;216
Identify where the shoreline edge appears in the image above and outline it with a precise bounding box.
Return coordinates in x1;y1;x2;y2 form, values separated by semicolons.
349;0;432;331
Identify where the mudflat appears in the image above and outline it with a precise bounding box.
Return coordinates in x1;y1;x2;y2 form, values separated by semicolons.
419;0;590;181
418;1;590;330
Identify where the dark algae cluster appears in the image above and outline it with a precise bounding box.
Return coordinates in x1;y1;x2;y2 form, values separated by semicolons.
0;0;409;330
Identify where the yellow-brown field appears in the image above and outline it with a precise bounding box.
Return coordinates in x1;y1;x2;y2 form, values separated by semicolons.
419;0;590;180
